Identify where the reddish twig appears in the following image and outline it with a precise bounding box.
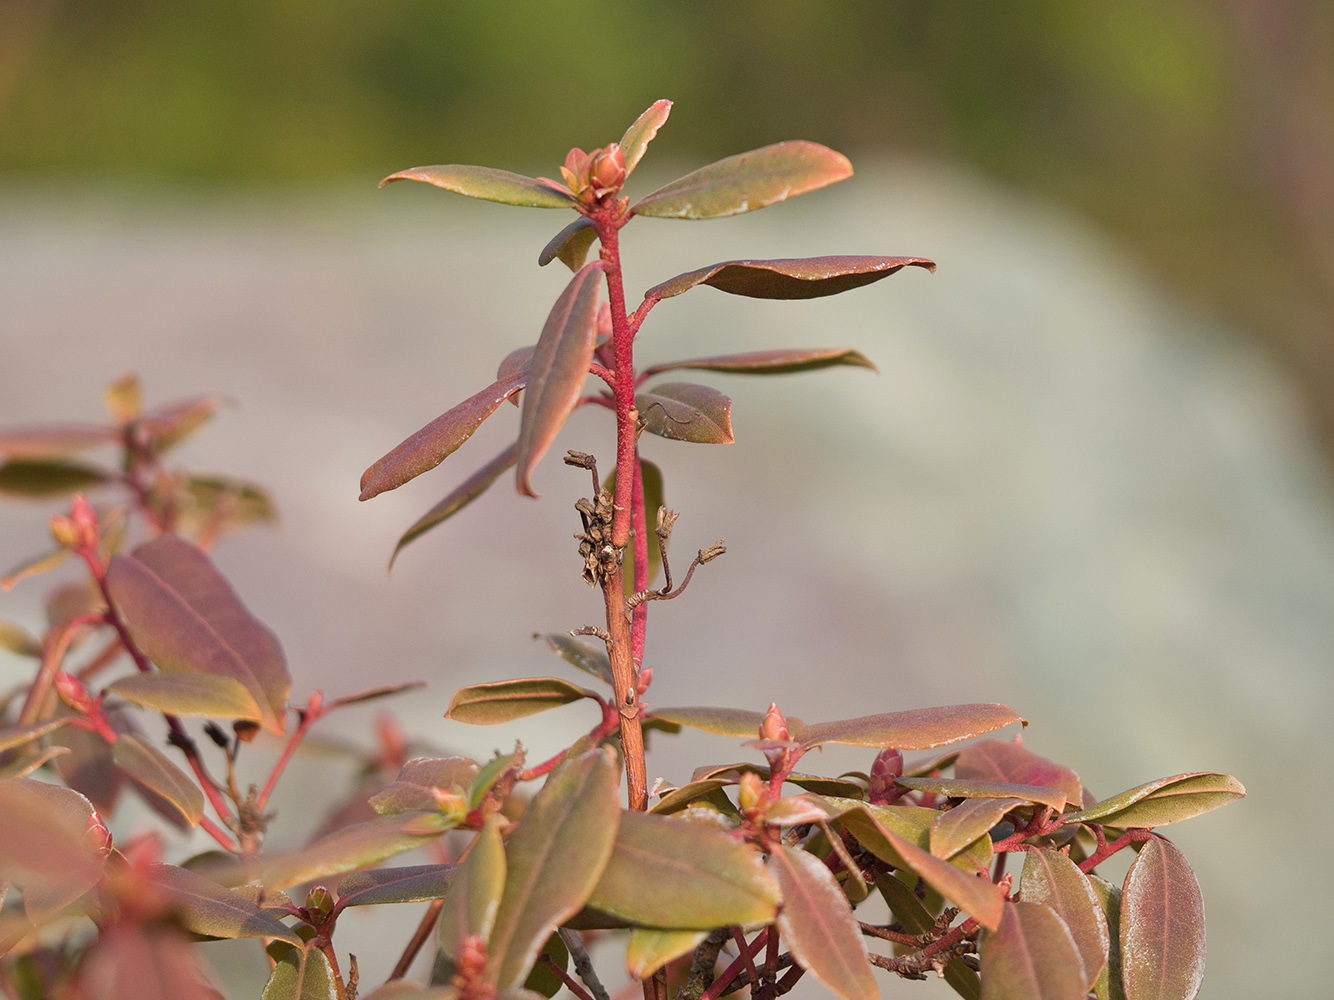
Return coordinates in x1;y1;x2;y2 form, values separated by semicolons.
1078;827;1155;872
255;692;326;811
699;928;768;1000
387;898;444;981
17;611;107;725
542;955;596;1000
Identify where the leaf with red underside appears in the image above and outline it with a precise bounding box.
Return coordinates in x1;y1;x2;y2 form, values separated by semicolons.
0;424;118;460
981;900;1087;1000
360;373;525;501
645;256;935;302
620;100;672;175
640;348;876;379
538;217;598;272
446;677;599;725
1021;849;1110;990
637;383;734;444
380;164;576;208
1119;838;1206;1000
389;443;518;570
105;534;291;734
956;739;1083;808
767;845;877;1000
632;141;852;220
516;263;604;497
795;704;1026;750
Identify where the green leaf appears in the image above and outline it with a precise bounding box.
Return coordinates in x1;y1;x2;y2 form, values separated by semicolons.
381;165;576;208
640;348;876;380
826;798;991;872
104;534;291;734
0;619;43;658
113;733;205;828
148;863;302;944
649;778;731;815
619;99;672;175
1087;876;1126;1000
370;756;481;815
179;475;277;536
1020;849;1109;990
955;740;1083;810
0;717;69;753
767;845;877;1000
390;443;518;570
648;706;781;738
263;812;453;891
447;677;599;725
0;424;117;460
107;672;265;723
1068;772;1243;829
931;798;1022;860
516;263;604;497
538;217;598;272
486;749;621;989
586;811;778;928
872;870;979;999
626;927;705;980
469;752;524;810
644;256;935;303
261;944;338;1000
105;374;143;424
896;777;1068;812
338;864;458;907
536;633;613;685
0;460;108;498
523;933;569;998
632;140;852;219
1;546;69;591
795;704;1026;750
438;816;508;980
360;374;525;501
981;900;1087;1000
1119;839;1205;1000
138;396;219;454
637;383;733;444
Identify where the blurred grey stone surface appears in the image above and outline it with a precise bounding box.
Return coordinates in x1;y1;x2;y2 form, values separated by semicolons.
1;164;1329;997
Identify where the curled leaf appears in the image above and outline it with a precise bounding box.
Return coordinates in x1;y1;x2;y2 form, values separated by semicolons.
640;347;876;380
645;255;934;303
390;443;518;570
955;739;1083;809
1068;773;1244;829
536;633;613;685
538;217;598;272
381;165;576;208
931;797;1022;860
637;383;734;444
620;100;672;175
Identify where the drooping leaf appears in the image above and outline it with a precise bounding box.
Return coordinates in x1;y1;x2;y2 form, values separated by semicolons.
648;778;731;815
620;99;672;175
1067;773;1244;829
538;217;598;271
0;717;69;753
261;943;338;1000
1119;838;1205;1000
371;755;480;815
640;347;876;380
648;706;781;738
795;704;1026;750
390;443;518;570
0;745;71;779
0;459;108;498
516;263;604;497
587;810;778;928
637;383;733;444
632;141;852;219
326;682;427;709
263;812;453;891
823;798;991;869
148;863;302;944
1020;849;1109;990
536;633;613;685
0;619;43;658
873;870;980;998
337;864;458;907
0;424;118;460
955;740;1083;809
447;677;599;726
981;900;1087;1000
360;373;525;502
104;534;291;733
931;798;1022;860
896;777;1067;812
0;777;104;911
644;256;935;304
438;815;508;980
486;749;620;989
113;733;205;828
768;845;877;1000
1;546;69;591
1087;875;1126;1000
626;927;705;980
107;672;265;723
381;164;576;208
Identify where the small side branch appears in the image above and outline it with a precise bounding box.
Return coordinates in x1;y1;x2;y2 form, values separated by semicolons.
558;928;610;1000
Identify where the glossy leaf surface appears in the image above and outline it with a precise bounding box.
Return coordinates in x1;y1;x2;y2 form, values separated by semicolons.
620;99;672;174
797;703;1025;749
105;534;291;733
262;944;338;1000
626;927;705;979
632;140;851;219
981;901;1087;1000
0;459;107;498
1120;838;1205;1000
486;749;620;989
0;424;117;459
956;740;1083;809
537;632;613;685
390;442;518;569
113;733;205;827
149;863;301;944
637;383;734;444
1021;849;1109;989
538;217;598;271
438;816;507;980
338;864;458;907
640;347;875;380
587;811;778;928
381;165;575;208
264;812;451;891
896;777;1067;812
645;255;935;303
1088;875;1126;1000
447;677;598;725
107;672;264;722
360;373;525;501
768;845;877;1000
516;263;604;496
1069;773;1243;829
931;797;1021;860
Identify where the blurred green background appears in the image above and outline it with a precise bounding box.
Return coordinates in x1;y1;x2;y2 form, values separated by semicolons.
3;0;1333;448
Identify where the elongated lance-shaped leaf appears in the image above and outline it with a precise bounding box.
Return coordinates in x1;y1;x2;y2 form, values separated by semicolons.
486;749;621;989
796;703;1026;750
107;672;265;723
981;900;1088;1000
438;816;507;981
390;443;517;570
896;777;1067;812
2;546;69;591
0;423;118;460
956;739;1083;809
1119;838;1205;1000
1020;849;1110;990
586;811;779;928
381;165;576;208
536;632;613;685
637;383;734;444
148;863;302;944
105;534;291;734
620;99;672;175
1088;875;1126;1000
632;140;852;219
768;845;877;1000
263;812;454;891
931;797;1023;860
644;255;935;303
538;217;598;272
640;348;876;380
0;717;69;753
648;706;801;738
516;263;604;497
822;797;992;873
626;928;705;980
338;864;459;907
262;943;338;1000
113;733;205;828
0;746;71;779
0;619;43;657
361;372;526;502
446;677;599;725
1067;772;1244;829
0;459;108;498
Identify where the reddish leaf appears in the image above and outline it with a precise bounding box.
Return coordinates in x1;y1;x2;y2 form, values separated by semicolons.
360;372;525;501
795;704;1026;750
105;534;291;734
640;347;876;380
263;812;454;891
326;681;426;709
956;740;1083;809
113;733;205;828
981;900;1087;1000
896;777;1067;812
148;863;302;944
516;263;604;496
52;710;126;813
637;383;734;444
767;845;877;1000
930;797;1022;860
498;346;536;382
538;217;598;272
337;863;458;907
371;755;480;815
0;423;117;460
620;99;672;174
1120;838;1206;1000
381;164;576;208
0;777;104;911
0;459;108;498
439;815;508;975
138;396;219;453
446;677;599;725
1020;849;1110;990
389;443;518;569
78;927;221;1000
107;672;265;723
0;717;70;753
632;141;852;219
645;255;935;303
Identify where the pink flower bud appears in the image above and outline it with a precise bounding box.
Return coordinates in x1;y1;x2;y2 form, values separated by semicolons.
759;702;789;742
737;770;765;815
588;143;626;198
868;748;904;804
55;672;94;714
70;494;99;549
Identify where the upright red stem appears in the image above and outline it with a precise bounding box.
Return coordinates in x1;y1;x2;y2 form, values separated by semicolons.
630;449;649;667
